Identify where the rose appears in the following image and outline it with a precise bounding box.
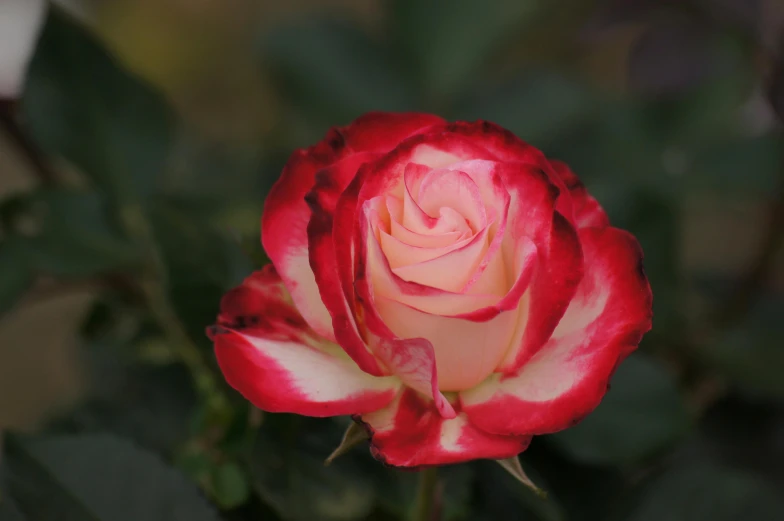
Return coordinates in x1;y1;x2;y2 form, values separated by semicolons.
209;112;652;468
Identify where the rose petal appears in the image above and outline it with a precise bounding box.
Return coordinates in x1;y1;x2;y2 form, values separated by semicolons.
307;155;387;375
461;227;653;435
401;164;473;237
497;212;583;371
375;296;520;391
262;113;446;342
338;111;446;154
379;228;472;268
549;159;610;230
262;140;343;341
417;168;488;232
357;389;531;467
391;225;490;292
210;266;401;417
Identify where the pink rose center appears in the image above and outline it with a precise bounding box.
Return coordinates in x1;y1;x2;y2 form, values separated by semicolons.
366;160;521;391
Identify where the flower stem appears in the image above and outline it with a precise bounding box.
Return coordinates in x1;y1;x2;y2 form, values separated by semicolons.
412;467;439;521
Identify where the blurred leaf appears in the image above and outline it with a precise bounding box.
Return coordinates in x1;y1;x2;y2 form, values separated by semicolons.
264;18;414;128
211;462;250;510
696;292;784;398
0;238;34;316
453;72;595;145
628;19;725;97
622;192;683;334
549;101;667;197
22;8;173;201
626;463;784;521
514;441;623;521
67;353;198;455
251;415;374;521
23;188;139;277
0;497;27;521
634;30;754;147
686;133;781;196
5;434;222;521
150;200;254;345
550;355;690;466
390;0;546;101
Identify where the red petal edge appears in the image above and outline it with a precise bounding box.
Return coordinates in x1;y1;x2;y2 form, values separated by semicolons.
461;227;653;435
356;389;531;468
208;265;400;417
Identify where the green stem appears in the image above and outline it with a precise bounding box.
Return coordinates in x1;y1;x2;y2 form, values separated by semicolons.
119;203;226;414
412;467;439;521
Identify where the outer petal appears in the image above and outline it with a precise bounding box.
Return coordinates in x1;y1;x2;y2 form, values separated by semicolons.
261;129;349;341
337;111;446;154
261;112;446;342
357;389;532;468
209;266;400;417
549;159;609;230
307;153;387;375
497;212;583;371
461;227;653;435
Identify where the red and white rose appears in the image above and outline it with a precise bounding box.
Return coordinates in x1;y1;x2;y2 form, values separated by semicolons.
209;112;653;468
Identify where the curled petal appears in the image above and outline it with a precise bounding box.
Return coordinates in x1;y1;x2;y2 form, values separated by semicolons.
210;266;401;416
498;212;583;371
307;154;387;375
337;111;446;153
262;112;447;342
357;389;532;468
461;227;653;435
549;159;609;230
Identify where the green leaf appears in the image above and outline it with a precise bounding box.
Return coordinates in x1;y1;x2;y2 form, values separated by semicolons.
686;133;782;196
453;72;595;145
620;192;683;335
251;415;375;521
5;434;222;521
0;238;34;316
549;355;690;466
22;8;173;201
627;463;784;521
67;352;198;455
264;18;414;128
150;200;254;345
23;188;139;277
0;494;27;521
210;462;250;510
390;0;546;101
696;292;784;398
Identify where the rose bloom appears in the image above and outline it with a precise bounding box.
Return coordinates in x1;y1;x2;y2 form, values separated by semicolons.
209;112;652;468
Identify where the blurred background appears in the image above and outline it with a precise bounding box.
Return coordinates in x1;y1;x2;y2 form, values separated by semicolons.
1;0;784;520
